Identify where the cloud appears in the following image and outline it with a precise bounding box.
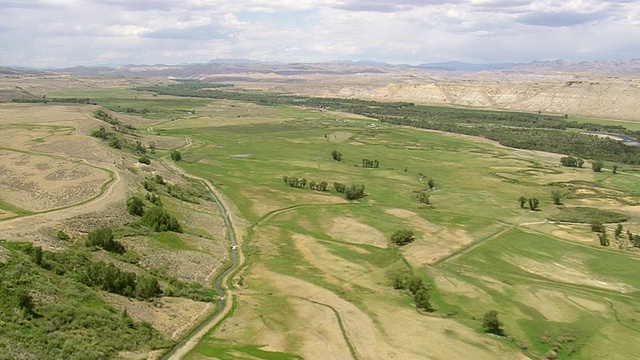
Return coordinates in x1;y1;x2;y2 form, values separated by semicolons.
1;0;640;67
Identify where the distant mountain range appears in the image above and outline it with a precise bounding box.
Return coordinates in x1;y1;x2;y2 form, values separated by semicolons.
3;59;640;78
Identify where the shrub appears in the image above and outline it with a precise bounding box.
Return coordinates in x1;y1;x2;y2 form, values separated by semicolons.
391;229;415;246
126;196;145;217
86;228;125;254
171;149;182;161
57;230;70;241
138;155;151;165
344;184;365;200
141;206;182;233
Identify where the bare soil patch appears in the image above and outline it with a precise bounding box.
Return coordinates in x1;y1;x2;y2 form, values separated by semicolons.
0;150;109;212
323;216;388;247
386;208;474;265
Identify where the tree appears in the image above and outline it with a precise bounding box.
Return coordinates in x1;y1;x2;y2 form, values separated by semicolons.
592;160;604;172
141;206;182;232
613;165;618;174
615;223;623;238
86;227;125;254
427;178;435;189
551;190;562;205
333;182;346;193
138;155;151;165
170;149;182;161
599;231;610;246
518;196;527;208
577;158;584;168
414;288;433;311
344;184;365;200
391;229;415;246
18;290;35;317
483;310;504;335
528;197;539;211
135;276;161;299
416;191;430;205
560;156;577;167
591;221;605;233
126;196;145;217
331;150;342;161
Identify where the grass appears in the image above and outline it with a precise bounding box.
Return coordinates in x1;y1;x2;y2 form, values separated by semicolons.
149;232;193;250
25;88;640;359
548;207;629;223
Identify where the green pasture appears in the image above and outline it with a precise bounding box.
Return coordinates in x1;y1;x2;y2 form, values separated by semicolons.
437;228;640;359
35;89;640;359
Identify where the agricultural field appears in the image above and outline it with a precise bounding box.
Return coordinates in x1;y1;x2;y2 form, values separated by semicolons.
2;82;640;359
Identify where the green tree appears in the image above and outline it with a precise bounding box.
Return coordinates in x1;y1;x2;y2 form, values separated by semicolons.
135;276;161;299
615;223;624;238
141;206;182;233
415;191;430;205
518;196;527;208
170;149;182;161
592;160;604;172
344;184;365;200
126;196;145;217
86;228;125;254
331;150;342;161
414;288;433;311
591;221;605;233
599;231;609;246
138;155;151;165
551;190;562;205
528;197;539;211
18;290;35;316
391;229;415;246
333;182;346;193
483;310;504;335
427;178;435;189
613;165;618;174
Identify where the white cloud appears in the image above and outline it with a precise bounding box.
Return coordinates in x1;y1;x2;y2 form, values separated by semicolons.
0;0;639;67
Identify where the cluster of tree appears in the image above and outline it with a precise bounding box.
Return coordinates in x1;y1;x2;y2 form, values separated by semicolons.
331;150;342;162
518;196;540;210
560;156;584;168
282;176;328;191
93;109;136;134
362;159;379;168
80;261;161;300
391;229;415;245
138;82;640;165
12;97;94;104
390;271;433;311
0;244;168;358
86;227;125;254
334;182;366;200
91;126;151;164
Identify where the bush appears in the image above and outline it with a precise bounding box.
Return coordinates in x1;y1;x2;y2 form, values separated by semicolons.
141;206;182;232
138;155;151;165
126;196;145;217
57;230;70;241
391;229;415;246
86;228;125;254
170;149;182;161
483;310;504;335
344;184;365;200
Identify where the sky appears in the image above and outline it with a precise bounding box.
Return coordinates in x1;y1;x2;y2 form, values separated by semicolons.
1;0;640;68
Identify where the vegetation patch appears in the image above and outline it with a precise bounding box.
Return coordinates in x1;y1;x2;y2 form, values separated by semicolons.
548;207;628;224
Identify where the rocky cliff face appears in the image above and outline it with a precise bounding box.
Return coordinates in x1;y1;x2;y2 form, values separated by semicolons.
328;76;640;121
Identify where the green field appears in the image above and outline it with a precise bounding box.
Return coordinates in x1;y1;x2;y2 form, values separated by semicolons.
42;88;640;359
